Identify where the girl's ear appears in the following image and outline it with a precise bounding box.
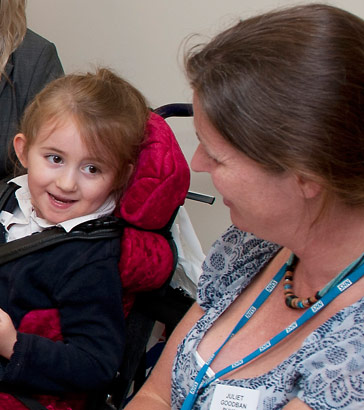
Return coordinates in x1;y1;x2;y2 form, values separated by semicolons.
13;134;29;168
126;163;134;181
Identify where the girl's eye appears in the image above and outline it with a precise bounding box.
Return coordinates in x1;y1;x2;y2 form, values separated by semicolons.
84;165;100;174
47;155;63;164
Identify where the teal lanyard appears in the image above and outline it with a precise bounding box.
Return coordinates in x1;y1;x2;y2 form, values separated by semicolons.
181;258;364;410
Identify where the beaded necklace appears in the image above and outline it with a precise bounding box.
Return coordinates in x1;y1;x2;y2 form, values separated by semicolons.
283;252;364;309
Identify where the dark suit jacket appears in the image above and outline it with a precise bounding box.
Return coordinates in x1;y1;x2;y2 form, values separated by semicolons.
0;29;64;179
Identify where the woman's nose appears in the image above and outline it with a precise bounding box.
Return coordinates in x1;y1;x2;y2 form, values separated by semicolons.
191;144;208;173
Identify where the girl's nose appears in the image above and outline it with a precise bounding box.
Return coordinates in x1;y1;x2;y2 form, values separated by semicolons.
55;169;77;192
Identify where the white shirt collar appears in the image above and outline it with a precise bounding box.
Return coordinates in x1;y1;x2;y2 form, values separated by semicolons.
0;175;116;242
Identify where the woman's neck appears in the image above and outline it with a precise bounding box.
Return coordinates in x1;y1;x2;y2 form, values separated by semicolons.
282;202;364;291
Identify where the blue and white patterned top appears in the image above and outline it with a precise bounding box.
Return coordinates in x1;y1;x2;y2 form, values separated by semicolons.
171;225;364;409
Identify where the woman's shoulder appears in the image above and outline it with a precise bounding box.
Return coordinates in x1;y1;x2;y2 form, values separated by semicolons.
12;29;63;76
16;29;57;53
9;29;63;98
197;225;280;310
302;296;364;353
295;297;364;408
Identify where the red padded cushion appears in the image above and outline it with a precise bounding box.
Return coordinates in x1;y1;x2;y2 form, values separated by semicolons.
118;111;190;229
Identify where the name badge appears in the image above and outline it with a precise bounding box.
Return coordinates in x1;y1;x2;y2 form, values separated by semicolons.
210;384;260;410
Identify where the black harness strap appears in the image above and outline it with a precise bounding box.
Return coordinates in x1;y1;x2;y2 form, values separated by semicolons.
11;393;49;410
0;216;125;266
0;180;18;211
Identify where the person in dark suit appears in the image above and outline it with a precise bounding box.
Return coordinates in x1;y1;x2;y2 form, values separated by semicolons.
0;0;64;179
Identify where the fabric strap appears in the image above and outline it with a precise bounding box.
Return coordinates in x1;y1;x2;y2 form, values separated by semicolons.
13;394;49;410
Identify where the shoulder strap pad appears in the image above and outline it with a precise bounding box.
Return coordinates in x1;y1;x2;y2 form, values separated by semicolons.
0;180;18;211
0;216;125;266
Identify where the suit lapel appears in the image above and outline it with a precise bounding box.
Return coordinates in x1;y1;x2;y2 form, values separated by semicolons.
0;55;14;96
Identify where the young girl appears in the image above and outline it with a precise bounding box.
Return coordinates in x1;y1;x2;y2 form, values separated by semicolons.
0;68;149;405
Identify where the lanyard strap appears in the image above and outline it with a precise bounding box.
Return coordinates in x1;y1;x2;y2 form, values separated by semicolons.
181;261;364;410
181;263;287;410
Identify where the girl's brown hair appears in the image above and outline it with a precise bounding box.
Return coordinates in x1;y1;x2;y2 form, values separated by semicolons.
19;67;149;191
185;4;364;206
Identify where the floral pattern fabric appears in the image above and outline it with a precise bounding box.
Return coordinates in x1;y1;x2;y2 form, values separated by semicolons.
171;225;364;409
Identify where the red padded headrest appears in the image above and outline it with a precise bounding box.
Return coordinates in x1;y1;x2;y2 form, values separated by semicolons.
117;112;190;230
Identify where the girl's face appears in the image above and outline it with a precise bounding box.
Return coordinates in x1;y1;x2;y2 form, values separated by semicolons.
13;118;116;224
191;93;310;243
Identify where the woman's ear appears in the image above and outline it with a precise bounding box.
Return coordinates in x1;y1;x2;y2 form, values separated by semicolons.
13;134;28;169
295;174;323;200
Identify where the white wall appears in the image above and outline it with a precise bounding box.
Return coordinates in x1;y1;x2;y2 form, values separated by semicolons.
26;0;364;252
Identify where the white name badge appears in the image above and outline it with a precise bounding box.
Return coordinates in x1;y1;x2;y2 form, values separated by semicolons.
210;384;260;410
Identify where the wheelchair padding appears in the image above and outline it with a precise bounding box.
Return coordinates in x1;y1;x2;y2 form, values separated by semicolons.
0;111;190;410
118;111;190;314
118;111;190;229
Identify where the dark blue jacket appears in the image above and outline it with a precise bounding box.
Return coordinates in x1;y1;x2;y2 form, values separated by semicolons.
0;187;125;394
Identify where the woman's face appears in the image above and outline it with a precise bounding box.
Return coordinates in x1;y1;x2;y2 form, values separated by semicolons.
191;93;307;241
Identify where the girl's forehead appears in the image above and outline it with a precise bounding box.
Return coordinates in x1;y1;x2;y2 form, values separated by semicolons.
33;116;83;147
38;115;76;137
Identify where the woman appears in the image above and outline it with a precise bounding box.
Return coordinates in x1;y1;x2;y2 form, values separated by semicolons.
125;3;364;410
0;0;63;179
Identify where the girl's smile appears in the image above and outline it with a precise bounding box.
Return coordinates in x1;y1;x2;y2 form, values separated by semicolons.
48;192;77;209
